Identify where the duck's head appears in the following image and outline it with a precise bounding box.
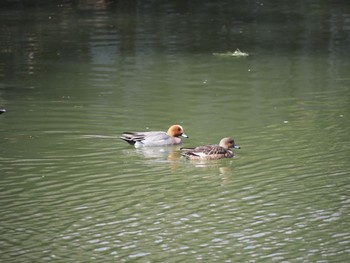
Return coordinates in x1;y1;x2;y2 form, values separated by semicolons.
220;137;240;149
167;124;188;138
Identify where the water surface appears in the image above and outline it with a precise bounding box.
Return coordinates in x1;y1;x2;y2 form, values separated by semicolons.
1;1;350;262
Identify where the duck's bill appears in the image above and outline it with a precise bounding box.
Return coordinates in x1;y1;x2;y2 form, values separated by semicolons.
234;145;241;149
181;133;189;138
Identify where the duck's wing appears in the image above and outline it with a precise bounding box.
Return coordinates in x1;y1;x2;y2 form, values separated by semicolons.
120;132;146;145
193;145;227;155
120;131;167;145
181;144;226;157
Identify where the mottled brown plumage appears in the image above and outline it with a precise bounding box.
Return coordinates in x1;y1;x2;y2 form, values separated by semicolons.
181;137;240;160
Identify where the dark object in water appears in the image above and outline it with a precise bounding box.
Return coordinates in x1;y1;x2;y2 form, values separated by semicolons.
0;108;6;114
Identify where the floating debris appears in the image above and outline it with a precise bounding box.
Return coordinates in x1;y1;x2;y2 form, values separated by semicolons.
213;49;249;57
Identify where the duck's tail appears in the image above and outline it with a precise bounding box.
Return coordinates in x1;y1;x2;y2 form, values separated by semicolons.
120;132;137;145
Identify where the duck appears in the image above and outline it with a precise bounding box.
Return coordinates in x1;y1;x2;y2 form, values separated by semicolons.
0;108;6;114
181;137;240;160
120;124;188;148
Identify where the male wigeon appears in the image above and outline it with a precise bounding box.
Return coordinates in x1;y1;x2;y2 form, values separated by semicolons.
120;124;188;148
181;137;240;160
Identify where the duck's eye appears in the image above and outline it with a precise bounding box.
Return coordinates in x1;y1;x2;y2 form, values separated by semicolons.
178;128;182;132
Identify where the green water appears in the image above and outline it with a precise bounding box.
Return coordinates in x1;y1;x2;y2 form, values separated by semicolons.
1;1;350;262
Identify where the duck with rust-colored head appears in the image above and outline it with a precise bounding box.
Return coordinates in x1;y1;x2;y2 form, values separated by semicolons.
120;124;188;148
181;137;240;160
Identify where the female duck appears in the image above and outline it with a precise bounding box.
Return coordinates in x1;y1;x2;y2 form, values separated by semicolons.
181;137;240;160
120;124;188;148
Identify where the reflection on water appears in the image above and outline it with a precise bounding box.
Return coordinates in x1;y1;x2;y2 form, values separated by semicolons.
1;0;350;262
134;146;180;160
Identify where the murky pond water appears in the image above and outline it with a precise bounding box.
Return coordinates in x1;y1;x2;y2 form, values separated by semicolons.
1;1;350;262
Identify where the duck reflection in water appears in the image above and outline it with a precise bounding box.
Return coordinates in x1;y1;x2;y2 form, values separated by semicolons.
133;146;182;171
135;146;181;160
